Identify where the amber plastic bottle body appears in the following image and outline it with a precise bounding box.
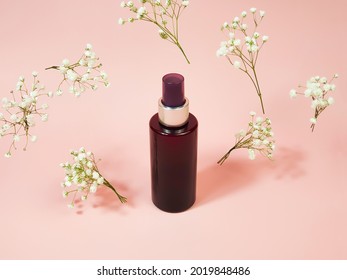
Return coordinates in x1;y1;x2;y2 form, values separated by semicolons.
149;113;198;213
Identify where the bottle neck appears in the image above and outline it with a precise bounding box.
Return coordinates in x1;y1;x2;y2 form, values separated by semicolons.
158;98;190;127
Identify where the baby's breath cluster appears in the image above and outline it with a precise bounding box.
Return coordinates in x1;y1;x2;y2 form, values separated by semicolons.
60;147;127;208
0;72;51;158
217;8;268;113
218;111;275;165
119;0;191;63
46;44;110;97
290;74;338;131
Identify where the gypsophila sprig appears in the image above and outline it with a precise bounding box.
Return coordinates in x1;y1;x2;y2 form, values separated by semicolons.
218;111;275;165
217;8;269;113
119;0;190;64
0;72;51;158
290;74;338;131
60;147;127;209
46;44;110;97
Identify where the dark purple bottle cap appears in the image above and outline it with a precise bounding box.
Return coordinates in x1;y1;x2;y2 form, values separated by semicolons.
162;73;185;107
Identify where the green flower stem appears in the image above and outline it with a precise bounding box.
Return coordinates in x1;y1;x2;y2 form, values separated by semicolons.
177;42;190;64
217;146;236;165
103;178;127;203
251;65;265;114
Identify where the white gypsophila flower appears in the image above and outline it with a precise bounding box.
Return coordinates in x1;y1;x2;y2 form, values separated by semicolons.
4;152;11;158
61;148;127;208
218;112;275;165
16;81;24;90
327;97;334;105
289;89;297;98
248;149;256;160
310;117;317;124
290;73;338;131
182;0;189;7
67;203;74;209
41;114;48;122
119;0;191;63
1;73;50;157
62;59;70;66
66;70;78;81
137;6;147;18
233;17;240;23
90;184;97;193
97;177;104;185
92;171;100;179
233;61;241;69
217;8;268;113
46;44;110;97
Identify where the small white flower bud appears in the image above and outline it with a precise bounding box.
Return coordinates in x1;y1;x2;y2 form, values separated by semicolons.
62;59;70;66
233;61;241;69
68;203;74;209
13;135;20;142
289;89;297;98
248;149;256;160
4;152;11;158
262;35;269;42
90;183;98;193
241;24;248;30
182;0;189;7
41;114;48;122
327;97;334;105
92;171;100;179
310;117;317;124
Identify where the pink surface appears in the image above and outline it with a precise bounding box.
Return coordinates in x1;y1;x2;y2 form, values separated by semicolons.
0;0;346;259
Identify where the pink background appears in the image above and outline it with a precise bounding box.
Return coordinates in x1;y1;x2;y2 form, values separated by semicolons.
1;0;346;259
